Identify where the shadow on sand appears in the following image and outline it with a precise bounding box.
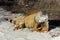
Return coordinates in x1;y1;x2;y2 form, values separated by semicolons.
49;20;60;30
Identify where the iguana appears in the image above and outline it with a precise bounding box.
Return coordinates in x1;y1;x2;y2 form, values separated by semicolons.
8;9;49;32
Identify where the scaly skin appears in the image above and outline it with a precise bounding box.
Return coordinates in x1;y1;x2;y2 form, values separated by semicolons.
8;9;49;32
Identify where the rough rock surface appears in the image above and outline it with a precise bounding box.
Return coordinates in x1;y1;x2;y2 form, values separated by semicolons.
0;21;52;40
0;7;60;40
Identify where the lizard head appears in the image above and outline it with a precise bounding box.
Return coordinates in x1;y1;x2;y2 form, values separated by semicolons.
35;12;49;32
35;12;48;23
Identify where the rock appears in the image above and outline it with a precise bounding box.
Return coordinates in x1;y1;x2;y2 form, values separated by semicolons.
49;27;60;37
52;35;60;40
15;38;26;40
0;32;7;40
27;32;52;40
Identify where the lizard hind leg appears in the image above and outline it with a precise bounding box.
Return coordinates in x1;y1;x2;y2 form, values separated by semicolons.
13;22;25;31
13;24;21;30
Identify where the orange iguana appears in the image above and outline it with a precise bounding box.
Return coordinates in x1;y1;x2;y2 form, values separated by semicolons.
8;9;49;32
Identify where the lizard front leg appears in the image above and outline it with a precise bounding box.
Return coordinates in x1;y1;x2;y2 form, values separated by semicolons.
41;21;49;32
34;23;44;32
34;22;49;32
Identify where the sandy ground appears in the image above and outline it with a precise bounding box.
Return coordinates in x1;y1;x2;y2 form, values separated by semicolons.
0;8;60;40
